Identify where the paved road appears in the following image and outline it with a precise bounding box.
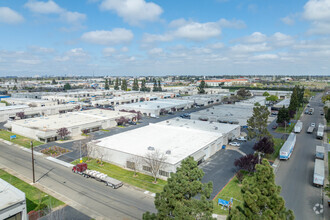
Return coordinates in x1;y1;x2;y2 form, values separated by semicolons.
275;93;324;220
0;142;155;219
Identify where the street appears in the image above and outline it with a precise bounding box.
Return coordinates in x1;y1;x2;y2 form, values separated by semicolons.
275;93;325;220
0;141;155;219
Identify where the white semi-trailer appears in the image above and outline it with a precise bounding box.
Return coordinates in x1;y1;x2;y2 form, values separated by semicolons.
294;120;303;133
316;124;324;139
279;133;296;160
313;159;325;187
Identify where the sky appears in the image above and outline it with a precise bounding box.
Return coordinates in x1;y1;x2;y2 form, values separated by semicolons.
0;0;330;76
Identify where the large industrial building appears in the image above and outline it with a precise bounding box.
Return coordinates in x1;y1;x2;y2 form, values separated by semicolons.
0;178;27;220
190;104;254;126
89;118;240;179
1;98;57;107
5;109;135;142
116;99;194;116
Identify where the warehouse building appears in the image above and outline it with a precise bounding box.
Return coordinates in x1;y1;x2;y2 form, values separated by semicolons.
1;98;57;107
89;122;224;179
190;104;254;126
236;96;266;106
0;178;27;220
5;109;135;142
0;104;81;122
249;90;292;99
157;118;240;144
116;99;194;116
271;98;291;115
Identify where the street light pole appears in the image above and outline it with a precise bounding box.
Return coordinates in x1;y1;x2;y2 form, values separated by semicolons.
31;141;35;183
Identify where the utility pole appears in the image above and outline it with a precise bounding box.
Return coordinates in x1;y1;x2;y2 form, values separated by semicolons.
31;141;35;183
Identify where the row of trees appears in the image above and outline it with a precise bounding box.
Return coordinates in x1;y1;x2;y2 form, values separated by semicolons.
112;78;162;92
277;86;305;126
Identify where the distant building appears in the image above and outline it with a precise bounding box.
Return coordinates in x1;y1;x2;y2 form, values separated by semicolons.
0;178;28;220
198;79;249;87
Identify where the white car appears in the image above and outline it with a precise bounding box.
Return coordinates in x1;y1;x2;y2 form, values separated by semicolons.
236;137;247;142
229;142;240;147
311;123;316;127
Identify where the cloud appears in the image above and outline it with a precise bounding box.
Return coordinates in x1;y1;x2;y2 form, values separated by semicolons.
103;47;116;56
281;16;295;25
231;43;271;53
17;59;41;65
234;32;294;48
148;48;163;55
0;7;24;24
25;0;63;14
100;0;163;26
60;11;86;24
25;0;86;25
252;54;278;60
303;0;330;21
303;0;330;35
81;28;134;45
238;32;267;43
143;18;245;44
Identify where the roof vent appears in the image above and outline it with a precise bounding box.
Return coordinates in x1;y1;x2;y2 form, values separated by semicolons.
166;150;171;155
148;146;155;151
166;121;169;123
215;127;218;130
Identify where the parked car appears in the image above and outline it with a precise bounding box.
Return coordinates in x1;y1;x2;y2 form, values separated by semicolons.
236;137;247;142
128;121;137;125
320;111;324;115
272;124;278;129
168;112;174;115
307;104;310;107
229;142;240;147
311;123;316;127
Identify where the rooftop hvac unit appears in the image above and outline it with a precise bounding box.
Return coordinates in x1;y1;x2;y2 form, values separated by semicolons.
215;127;218;130
166;121;169;123
148;146;155;151
176;118;179;121
166;150;171;155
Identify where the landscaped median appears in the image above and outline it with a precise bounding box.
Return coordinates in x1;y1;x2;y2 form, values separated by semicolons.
72;158;167;193
275;107;304;134
266;138;285;161
0;129;43;148
212;176;244;215
0;169;64;213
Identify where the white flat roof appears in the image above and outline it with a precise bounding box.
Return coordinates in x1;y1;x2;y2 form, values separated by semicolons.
3;98;54;103
0;178;25;210
158;118;240;134
191;104;254;125
12;109;134;131
0;105;29;111
94;123;222;165
120;101;176;110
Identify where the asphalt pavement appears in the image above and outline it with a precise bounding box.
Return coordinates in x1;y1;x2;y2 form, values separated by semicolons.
0;142;155;219
275;93;325;220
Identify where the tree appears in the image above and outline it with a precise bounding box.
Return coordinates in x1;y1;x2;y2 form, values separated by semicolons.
13;85;17;90
234;154;258;173
132;78;139;91
143;157;213;220
198;80;206;94
266;95;278;102
56;127;70;140
228;159;294;220
157;80;162;92
128;155;142;177
114;78;119;90
237;88;251;99
277;106;290;126
104;79;109;90
72;135;93;160
16;112;25;119
143;149;167;183
247;105;271;140
153;79;158;92
140;79;147;92
121;79;127;91
115;116;129;125
253;136;274;155
262;91;270;96
63;83;71;90
51;79;57;85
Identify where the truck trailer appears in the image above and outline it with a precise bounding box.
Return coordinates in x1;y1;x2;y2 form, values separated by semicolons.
294;120;303;133
316;124;324;139
307;126;315;134
279;133;296;160
316;145;325;160
313;159;325;187
72;163;123;189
